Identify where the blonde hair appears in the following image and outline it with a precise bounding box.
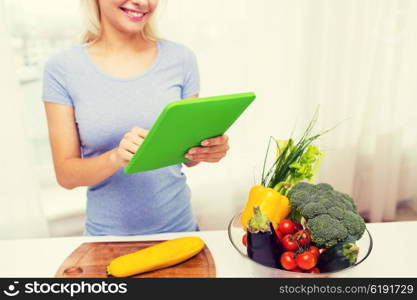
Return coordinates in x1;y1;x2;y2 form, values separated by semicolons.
80;0;159;43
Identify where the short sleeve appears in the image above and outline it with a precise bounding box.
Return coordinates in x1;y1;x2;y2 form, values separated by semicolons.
42;55;74;106
181;48;200;99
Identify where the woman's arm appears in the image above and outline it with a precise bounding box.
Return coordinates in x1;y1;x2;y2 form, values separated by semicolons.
44;102;145;189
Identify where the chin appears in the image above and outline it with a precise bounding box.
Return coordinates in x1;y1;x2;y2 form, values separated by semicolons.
122;26;145;36
116;21;147;37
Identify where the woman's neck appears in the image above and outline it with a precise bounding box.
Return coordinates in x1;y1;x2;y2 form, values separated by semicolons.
93;19;152;55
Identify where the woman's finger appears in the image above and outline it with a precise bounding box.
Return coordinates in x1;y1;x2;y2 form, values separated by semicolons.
188;144;229;155
124;132;143;146
132;127;149;138
198;158;221;163
121;139;139;154
188;152;226;161
119;148;134;161
201;135;229;146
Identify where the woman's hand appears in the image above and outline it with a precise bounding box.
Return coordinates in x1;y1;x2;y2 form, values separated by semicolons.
110;127;148;168
185;135;230;164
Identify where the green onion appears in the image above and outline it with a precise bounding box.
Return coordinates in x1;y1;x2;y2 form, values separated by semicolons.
261;109;333;195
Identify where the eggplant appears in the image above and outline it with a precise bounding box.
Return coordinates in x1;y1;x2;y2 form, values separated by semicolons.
317;242;359;272
247;206;283;268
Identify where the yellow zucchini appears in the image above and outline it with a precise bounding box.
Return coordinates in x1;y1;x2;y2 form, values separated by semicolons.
106;236;205;277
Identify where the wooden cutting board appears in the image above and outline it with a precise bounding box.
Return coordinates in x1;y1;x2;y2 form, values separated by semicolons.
55;240;216;278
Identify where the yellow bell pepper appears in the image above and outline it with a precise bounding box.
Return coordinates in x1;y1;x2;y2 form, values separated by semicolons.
240;185;291;230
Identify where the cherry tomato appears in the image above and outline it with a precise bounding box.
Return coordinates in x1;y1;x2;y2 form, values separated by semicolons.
278;219;296;235
280;251;297;270
294;223;303;231
296;251;317;270
294;230;311;247
319;248;327;254
281;234;299;252
292;268;303;273
242;234;247;247
308;245;320;258
308;267;320;273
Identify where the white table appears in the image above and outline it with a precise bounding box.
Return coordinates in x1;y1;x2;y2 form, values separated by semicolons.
1;221;416;277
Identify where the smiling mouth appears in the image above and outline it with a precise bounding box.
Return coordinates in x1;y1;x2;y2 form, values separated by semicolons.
119;7;148;19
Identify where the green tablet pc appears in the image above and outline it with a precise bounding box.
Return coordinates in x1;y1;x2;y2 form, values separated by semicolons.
124;92;256;174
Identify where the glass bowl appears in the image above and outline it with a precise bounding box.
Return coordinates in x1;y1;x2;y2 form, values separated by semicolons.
228;213;373;278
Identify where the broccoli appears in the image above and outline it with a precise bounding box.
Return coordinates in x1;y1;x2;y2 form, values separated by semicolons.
287;182;366;248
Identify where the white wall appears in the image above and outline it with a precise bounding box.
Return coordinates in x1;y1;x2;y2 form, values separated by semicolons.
158;0;417;227
158;0;299;229
0;1;48;239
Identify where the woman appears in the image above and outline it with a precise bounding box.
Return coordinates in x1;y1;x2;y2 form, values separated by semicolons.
42;0;230;236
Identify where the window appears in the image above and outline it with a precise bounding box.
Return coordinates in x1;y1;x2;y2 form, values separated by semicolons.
5;0;80;177
4;0;86;236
